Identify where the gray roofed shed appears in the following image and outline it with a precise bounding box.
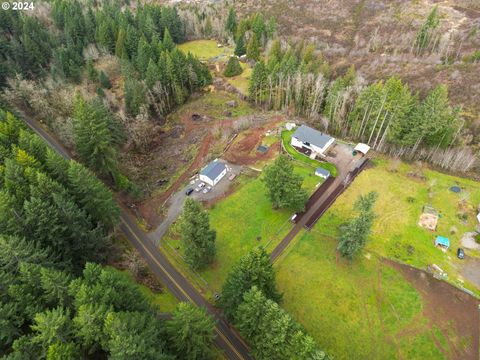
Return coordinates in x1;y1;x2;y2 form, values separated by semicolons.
315;167;331;178
292;125;333;149
200;161;226;181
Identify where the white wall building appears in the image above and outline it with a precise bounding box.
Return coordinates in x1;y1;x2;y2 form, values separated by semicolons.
291;125;335;156
199;159;227;187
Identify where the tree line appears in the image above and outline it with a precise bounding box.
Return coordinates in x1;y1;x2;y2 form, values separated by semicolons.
247;38;473;172
0;110;217;358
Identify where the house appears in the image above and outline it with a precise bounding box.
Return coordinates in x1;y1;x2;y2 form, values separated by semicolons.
477;213;480;223
435;236;450;250
291;125;335;156
315;167;330;179
199;160;227;187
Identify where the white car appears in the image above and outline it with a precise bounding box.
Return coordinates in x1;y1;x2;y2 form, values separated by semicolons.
198;182;206;189
202;188;209;194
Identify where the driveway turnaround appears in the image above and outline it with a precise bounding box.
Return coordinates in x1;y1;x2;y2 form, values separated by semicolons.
21;114;253;360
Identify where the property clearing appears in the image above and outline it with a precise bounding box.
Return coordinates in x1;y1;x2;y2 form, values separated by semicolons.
313;157;480;294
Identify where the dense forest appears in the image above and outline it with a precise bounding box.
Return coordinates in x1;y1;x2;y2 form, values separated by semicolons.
0;109;216;359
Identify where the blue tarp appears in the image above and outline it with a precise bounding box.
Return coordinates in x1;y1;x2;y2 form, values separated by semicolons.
435;236;450;248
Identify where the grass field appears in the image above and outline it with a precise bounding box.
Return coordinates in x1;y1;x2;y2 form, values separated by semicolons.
281;130;338;176
168;91;254;123
163;164;320;293
275;228;450;359
178;40;232;61
314;158;480;292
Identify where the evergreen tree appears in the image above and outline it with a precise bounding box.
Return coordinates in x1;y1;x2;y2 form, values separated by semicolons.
225;8;237;36
263;155;308;211
223;56;243;77
234;34;246;57
124;78;146;117
72;95;118;177
235;287;329;360
246;35;261;61
180;198;216;270
338;191;378;259
98;71;112;89
163;28;175;52
167;303;215;360
115;28;127;59
67;161;119;230
248;60;267;101
145;59;160;89
220;247;281;319
136;36;153;74
104;311;172;360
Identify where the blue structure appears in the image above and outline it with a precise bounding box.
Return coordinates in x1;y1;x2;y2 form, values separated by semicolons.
435;236;450;249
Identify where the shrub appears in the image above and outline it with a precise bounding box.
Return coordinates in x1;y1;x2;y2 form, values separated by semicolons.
98;71;112;89
224;56;243;77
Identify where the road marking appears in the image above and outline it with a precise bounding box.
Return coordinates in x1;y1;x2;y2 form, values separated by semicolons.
120;218;245;360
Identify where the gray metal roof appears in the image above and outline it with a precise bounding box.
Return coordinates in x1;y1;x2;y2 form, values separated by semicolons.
315;167;330;176
292;125;333;149
200;160;226;180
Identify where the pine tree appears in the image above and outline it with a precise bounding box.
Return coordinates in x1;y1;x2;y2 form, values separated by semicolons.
338;191;378;259
180;198;216;270
223;56;243;77
263;155;308;211
163;27;175;52
104;311;171;359
145;59;160;89
124;78;146;117
67;161;119;230
220;247;281;319
136;36;152;74
72;95;118;177
234;34;246;56
167;303;216;360
115;27;127;59
246;35;261;61
248;60;267;101
225;8;237;36
98;71;112;89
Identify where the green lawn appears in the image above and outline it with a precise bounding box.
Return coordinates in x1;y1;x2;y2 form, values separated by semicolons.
178;40;232;61
168;91;254;123
275;229;450;360
314;157;480;293
281;130;338;176
163;166;319;293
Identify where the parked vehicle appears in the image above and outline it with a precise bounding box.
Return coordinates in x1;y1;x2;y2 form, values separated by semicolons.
185;188;194;196
198;182;206;189
457;248;465;259
202;188;210;194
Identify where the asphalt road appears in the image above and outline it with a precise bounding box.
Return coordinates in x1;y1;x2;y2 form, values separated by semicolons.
20;115;253;360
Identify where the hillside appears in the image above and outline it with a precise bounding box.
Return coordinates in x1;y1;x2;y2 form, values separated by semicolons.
235;0;480;152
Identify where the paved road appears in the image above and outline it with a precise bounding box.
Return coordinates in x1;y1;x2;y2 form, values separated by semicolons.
20;115;253;360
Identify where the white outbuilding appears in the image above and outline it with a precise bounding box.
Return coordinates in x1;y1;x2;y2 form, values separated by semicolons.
199;160;227;187
354;143;370;155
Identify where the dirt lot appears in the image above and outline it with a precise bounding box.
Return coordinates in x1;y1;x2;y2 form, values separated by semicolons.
224;125;281;166
386;259;480;360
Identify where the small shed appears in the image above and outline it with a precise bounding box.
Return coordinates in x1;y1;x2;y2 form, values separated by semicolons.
435;236;450;249
315;167;331;179
354;143;370;155
257;145;268;153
